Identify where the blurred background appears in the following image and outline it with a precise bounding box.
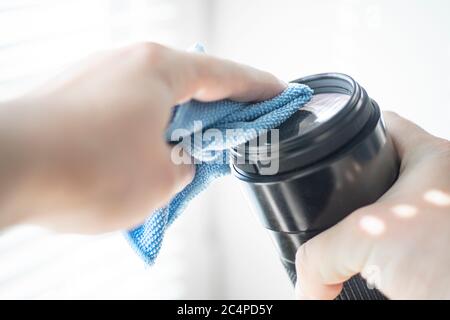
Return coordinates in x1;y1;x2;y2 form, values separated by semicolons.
0;0;449;299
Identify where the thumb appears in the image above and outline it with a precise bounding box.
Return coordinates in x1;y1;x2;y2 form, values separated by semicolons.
295;206;381;300
294;111;434;300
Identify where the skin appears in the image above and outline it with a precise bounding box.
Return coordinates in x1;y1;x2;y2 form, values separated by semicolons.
0;42;448;299
295;111;450;300
0;42;285;233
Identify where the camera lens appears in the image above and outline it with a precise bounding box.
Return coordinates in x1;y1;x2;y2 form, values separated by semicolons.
281;93;350;138
231;73;399;300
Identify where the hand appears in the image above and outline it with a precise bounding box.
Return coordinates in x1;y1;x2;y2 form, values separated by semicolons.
295;111;450;299
0;42;285;233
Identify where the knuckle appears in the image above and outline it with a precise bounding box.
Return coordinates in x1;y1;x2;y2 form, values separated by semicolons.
129;42;167;66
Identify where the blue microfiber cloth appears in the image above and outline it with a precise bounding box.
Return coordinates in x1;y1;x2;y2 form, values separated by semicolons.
126;79;313;265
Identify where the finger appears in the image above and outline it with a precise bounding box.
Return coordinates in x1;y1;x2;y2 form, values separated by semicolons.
140;43;286;103
159;143;195;197
383;111;435;160
188;52;287;102
295;207;379;300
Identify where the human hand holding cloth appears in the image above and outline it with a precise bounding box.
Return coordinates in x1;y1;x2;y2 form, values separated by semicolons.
126;82;313;264
125;44;313;263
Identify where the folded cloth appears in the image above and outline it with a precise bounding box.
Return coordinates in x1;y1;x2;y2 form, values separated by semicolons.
126;83;313;264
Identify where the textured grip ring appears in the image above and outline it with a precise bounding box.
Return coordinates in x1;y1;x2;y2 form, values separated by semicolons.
282;260;386;300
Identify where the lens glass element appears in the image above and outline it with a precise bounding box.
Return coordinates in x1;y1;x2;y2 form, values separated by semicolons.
279;93;350;140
